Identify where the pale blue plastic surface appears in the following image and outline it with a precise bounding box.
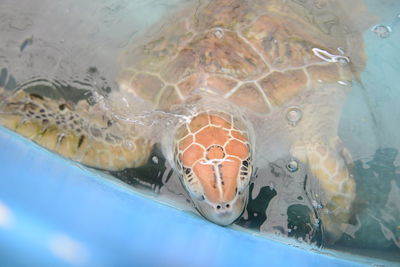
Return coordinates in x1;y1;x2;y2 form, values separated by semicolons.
0;127;367;267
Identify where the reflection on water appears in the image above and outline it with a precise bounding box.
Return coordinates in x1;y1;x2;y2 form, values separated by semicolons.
344;149;400;248
0;0;400;265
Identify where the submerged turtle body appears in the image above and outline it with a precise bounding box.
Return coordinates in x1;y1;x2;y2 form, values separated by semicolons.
119;0;363;114
0;0;367;242
116;0;365;233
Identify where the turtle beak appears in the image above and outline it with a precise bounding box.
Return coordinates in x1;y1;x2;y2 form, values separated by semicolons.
179;157;251;226
193;186;249;226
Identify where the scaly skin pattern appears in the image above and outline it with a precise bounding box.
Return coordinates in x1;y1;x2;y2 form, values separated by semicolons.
119;0;364;113
0;88;152;170
291;136;356;242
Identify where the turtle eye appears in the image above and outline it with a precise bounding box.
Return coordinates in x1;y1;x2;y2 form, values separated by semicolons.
238;158;252;192
174;150;183;172
182;167;205;201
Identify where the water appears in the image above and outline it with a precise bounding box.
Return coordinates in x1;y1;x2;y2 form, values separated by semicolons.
0;0;399;265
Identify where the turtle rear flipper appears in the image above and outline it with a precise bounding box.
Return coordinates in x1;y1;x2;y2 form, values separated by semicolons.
0;88;152;171
292;136;356;244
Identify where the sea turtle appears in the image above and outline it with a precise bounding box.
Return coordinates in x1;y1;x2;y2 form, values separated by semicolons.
0;0;368;242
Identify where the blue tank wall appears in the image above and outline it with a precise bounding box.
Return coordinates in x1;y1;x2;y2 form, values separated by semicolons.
0;127;368;267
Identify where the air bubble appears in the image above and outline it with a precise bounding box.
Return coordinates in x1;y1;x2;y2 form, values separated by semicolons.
337;80;352;87
20;36;33;52
123;140;135;151
372;24;392;38
214;28;224;39
286;159;299;172
312;200;323;209
152;156;159;164
285;107;302;126
87;95;98;105
269;182;275;190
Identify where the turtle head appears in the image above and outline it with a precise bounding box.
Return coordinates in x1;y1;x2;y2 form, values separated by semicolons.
174;112;252;225
187;158;251;226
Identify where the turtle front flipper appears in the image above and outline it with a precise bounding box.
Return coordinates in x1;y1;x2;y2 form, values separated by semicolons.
291;137;356;244
0;88;152;171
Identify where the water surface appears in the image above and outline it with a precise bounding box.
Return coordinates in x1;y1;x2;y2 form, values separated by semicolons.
0;0;399;265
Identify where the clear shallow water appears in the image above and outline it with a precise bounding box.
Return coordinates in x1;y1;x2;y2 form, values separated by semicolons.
0;0;399;265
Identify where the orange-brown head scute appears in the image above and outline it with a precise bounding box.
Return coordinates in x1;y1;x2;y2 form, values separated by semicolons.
174;111;252;225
